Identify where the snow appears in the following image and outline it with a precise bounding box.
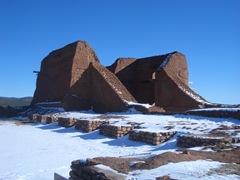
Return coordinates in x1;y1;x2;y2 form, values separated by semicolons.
94;164;125;175
56;111;101;119
178;84;211;105
54;111;240;135
129;160;145;167
158;54;171;69
127;160;240;180
133;128;172;133
124;100;153;108
0;121;161;180
179;134;225;139
1;112;240;180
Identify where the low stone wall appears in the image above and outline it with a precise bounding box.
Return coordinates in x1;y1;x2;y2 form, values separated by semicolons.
100;124;133;138
39;115;48;123
58;117;76;127
187;109;240;119
46;116;57;124
28;113;39;121
29;114;57;124
75;119;109;132
129;130;176;145
35;114;43;122
177;134;232;148
69;160;125;180
31;114;47;123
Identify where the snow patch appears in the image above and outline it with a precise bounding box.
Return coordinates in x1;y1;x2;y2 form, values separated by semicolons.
124;100;152;109
158;54;171;69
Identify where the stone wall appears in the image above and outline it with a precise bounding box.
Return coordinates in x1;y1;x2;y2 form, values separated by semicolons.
29;114;57;124
109;55;166;104
75;119;109;132
187;109;240;119
58;117;76;127
29;113;39;122
70;160;125;180
177;134;232;148
100;124;133;138
129;130;176;145
107;58;136;74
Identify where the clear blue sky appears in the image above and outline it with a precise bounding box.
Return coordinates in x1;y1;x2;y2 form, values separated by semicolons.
0;0;239;104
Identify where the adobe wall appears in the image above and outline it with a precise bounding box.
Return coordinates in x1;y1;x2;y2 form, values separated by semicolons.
32;40;212;113
32;41;99;104
110;55;167;104
63;62;136;113
106;57;136;74
154;52;207;110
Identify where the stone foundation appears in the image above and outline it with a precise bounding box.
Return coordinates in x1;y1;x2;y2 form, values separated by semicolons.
32;114;47;123
187;109;240;119
29;114;57;124
35;114;42;122
100;124;133;138
177;134;232;148
40;115;49;123
58;117;76;127
129;130;176;145
69;160;125;180
46;116;57;124
28;114;39;122
75;119;109;132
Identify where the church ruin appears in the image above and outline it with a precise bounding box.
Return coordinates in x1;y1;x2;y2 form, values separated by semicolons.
32;40;213;113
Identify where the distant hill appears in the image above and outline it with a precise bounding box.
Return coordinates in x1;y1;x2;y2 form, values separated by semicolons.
0;97;32;107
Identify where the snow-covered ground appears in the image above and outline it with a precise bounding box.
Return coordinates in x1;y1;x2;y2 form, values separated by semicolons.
0;112;239;180
127;160;240;180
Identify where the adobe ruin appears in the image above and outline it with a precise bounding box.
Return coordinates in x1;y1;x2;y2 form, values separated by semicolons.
32;41;99;104
32;40;213;113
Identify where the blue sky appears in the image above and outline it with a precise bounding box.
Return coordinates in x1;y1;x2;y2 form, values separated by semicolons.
0;0;239;104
